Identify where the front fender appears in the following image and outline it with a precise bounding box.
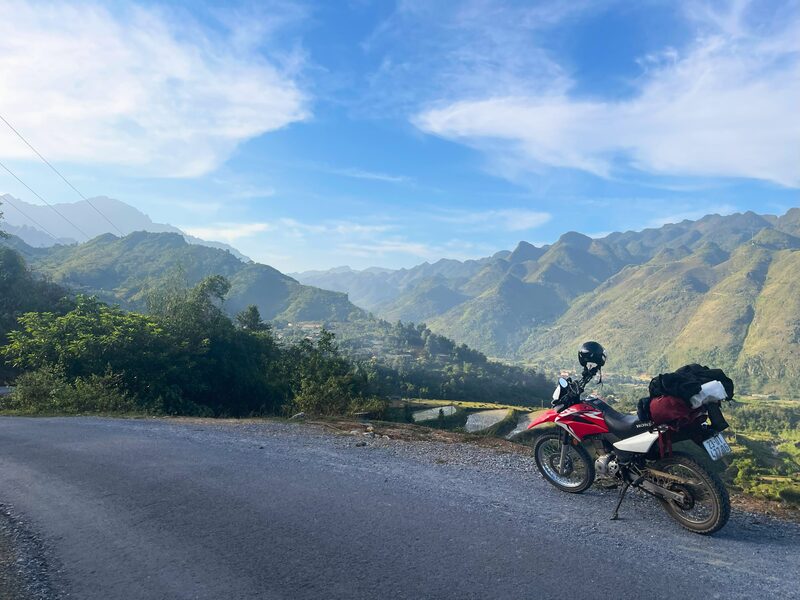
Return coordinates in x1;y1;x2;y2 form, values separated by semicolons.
527;408;558;429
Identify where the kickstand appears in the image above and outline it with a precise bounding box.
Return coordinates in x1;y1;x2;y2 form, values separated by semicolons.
611;474;645;521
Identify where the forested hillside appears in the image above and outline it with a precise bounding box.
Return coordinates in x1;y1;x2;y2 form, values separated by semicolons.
4;231;365;324
6;206;800;397
297;209;800;394
0;222;551;407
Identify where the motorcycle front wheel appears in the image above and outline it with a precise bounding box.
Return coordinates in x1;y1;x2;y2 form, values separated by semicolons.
533;432;595;493
652;452;730;535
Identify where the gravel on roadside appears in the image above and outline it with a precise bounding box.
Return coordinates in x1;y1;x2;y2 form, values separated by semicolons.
0;505;60;600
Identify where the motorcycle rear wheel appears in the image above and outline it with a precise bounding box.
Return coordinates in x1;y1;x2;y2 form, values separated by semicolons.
652;452;730;535
533;432;595;493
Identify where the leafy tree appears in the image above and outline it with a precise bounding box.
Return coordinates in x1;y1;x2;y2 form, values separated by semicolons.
283;330;382;416
3;295;180;410
236;305;270;332
0;247;70;382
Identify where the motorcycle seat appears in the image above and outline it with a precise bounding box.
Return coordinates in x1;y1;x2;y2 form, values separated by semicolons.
591;399;653;439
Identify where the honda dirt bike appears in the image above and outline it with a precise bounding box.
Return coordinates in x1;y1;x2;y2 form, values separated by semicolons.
528;366;732;534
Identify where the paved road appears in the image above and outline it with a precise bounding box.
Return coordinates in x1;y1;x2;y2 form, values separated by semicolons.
0;417;797;599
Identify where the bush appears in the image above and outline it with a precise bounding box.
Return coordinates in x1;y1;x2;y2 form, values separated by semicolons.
3;366;70;412
292;375;356;416
778;486;800;506
69;372;139;413
5;366;139;414
349;396;387;418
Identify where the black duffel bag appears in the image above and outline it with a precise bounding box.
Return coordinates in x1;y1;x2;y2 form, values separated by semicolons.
648;363;734;404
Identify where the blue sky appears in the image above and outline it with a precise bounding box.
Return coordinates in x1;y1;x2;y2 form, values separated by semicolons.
0;0;798;271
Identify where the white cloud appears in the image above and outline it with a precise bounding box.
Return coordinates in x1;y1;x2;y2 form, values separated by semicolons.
414;2;800;187
184;216;395;246
338;238;436;259
337;236;499;263
278;218;394;236
0;1;309;177
434;208;551;231
182;222;272;243
358;0;594;117
319;166;410;184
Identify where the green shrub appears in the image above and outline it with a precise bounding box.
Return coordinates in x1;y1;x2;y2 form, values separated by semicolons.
68;372;138;413
349;396;388;418
5;366;139;414
3;366;70;412
778;486;800;506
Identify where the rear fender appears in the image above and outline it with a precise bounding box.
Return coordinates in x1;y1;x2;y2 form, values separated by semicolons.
527;409;558;429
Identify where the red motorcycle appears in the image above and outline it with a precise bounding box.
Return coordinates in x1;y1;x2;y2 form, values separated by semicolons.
528;342;732;534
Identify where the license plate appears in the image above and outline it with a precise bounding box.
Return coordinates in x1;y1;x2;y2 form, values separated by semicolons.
703;433;732;461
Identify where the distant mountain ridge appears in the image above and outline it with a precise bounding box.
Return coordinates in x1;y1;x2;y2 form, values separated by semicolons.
1;230;554;404
2;231;363;324
0;194;251;262
295;209;800;394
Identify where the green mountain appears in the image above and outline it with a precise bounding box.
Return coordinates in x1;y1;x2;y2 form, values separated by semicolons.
379;276;468;324
4;231;364;324
0;231;552;403
295;209;800;394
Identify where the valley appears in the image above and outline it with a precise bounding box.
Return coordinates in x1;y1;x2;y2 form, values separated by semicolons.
296;210;800;396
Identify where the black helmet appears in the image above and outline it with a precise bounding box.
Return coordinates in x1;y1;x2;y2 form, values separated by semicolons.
578;341;606;368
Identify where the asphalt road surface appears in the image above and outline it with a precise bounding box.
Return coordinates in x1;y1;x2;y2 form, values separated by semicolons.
0;417;797;600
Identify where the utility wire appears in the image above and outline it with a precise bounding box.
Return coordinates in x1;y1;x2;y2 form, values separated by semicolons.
0;113;125;236
0;159;91;241
1;193;61;243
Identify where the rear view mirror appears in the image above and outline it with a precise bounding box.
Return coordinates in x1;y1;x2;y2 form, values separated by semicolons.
553;377;570;402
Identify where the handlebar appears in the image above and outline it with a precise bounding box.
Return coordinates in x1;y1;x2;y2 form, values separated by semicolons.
577;365;600;391
553;366;600;407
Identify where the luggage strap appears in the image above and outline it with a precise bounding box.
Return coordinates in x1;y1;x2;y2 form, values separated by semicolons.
657;427;673;458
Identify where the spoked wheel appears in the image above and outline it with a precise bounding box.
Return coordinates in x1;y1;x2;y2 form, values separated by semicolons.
651;452;730;535
533;432;594;493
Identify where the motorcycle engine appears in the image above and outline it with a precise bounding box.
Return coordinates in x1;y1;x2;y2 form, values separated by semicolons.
595;453;619;478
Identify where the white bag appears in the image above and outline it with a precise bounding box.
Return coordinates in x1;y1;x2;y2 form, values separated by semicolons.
689;380;728;408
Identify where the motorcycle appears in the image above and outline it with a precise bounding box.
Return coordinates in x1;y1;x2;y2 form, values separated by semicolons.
528;354;732;535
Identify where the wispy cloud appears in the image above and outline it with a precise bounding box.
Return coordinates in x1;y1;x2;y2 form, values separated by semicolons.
182;222;272;243
414;1;800;187
358;0;595;116
433;208;551;231
278;218;394;236
338;238;436;259
319;166;410;184
337;237;495;262
184;216;395;245
0;1;309;177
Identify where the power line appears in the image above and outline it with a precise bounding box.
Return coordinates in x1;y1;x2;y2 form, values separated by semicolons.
0;159;91;241
0;113;125;236
1;193;61;243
